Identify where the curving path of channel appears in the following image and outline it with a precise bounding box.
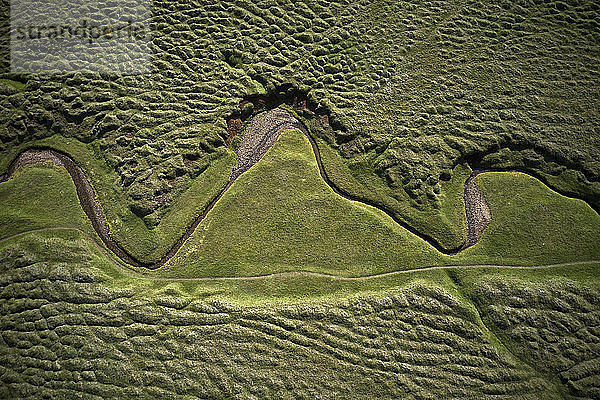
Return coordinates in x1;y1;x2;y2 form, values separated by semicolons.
0;108;559;269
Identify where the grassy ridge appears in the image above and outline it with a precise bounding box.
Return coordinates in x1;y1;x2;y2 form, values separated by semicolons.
314;135;470;250
161;130;600;277
159;130;446;278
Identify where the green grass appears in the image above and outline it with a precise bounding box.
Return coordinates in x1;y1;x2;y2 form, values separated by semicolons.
0;134;236;264
0;78;25;92
2;131;599;280
448;267;600;399
1;167;599;398
314;135;470;250
0;165;95;239
107;153;235;263
454;172;600;265
157;131;600;277
0;227;445;304
1;228;598;398
1;0;599;397
1;226;598;305
157;129;446;278
2;0;598;235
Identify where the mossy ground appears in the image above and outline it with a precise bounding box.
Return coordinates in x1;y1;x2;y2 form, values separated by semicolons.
2;0;598;237
0;134;236;264
1;154;599;397
1;227;599;398
1;0;599;397
2;129;599;279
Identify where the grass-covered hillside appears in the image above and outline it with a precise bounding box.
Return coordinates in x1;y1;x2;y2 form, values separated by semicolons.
1;0;598;248
2;131;599;277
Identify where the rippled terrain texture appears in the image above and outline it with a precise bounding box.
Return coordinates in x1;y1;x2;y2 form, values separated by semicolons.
2;0;599;224
1;239;599;399
1;0;599;398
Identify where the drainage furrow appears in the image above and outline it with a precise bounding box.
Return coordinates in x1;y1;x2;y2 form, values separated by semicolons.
1;109;502;268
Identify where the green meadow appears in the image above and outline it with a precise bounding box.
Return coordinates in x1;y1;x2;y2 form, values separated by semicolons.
1;0;599;397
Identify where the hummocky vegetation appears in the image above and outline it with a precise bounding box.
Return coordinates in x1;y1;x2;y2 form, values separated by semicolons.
1;0;599;248
0;231;599;399
1;0;599;398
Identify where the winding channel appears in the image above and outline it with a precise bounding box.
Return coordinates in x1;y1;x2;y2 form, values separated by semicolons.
1;108;501;268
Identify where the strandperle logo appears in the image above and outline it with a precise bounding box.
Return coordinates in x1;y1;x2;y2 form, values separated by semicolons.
10;0;151;74
13;19;148;44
